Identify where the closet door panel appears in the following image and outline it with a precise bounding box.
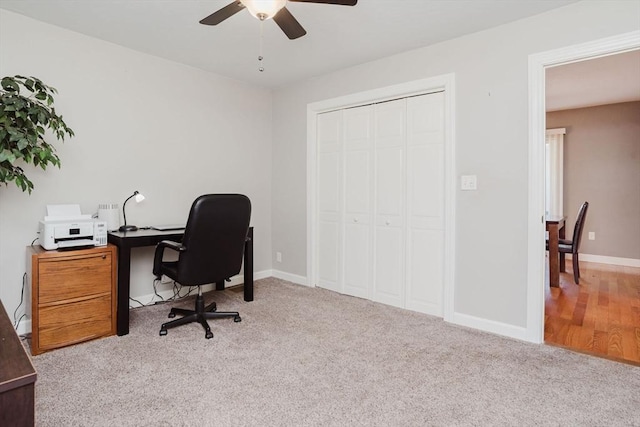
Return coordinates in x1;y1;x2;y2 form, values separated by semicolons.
405;92;445;314
407;144;444;229
343;106;373;298
374;99;405;220
406;229;443;315
373;225;404;307
344;223;371;298
375;147;404;217
318;221;340;291
345;152;370;215
373;100;405;308
317;111;342;292
318;152;340;215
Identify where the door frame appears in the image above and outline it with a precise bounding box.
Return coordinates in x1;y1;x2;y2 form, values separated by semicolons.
306;74;456;321
526;30;640;343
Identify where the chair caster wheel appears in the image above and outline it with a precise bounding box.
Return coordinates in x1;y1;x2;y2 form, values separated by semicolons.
205;331;213;339
159;328;167;336
234;316;242;323
168;311;176;318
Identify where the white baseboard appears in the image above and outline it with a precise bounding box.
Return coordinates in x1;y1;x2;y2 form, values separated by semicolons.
129;268;274;308
269;271;534;342
449;311;531;342
17;319;31;337
271;269;309;286
566;253;640;268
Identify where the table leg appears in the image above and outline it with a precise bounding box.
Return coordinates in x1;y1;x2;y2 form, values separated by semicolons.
548;223;560;288
559;225;566;272
244;227;254;302
116;245;131;336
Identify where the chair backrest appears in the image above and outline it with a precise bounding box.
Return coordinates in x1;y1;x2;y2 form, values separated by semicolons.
571;201;589;254
176;194;251;286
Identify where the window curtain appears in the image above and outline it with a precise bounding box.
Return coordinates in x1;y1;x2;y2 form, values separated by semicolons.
545;128;566;216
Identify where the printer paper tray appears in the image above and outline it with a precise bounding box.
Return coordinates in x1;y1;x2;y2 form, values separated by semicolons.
57;239;95;249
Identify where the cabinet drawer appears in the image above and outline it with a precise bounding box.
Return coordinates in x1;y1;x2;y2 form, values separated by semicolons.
38;294;113;350
38;252;113;304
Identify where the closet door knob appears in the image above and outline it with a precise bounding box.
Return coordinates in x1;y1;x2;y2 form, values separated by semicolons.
385;220;390;226
353;218;358;223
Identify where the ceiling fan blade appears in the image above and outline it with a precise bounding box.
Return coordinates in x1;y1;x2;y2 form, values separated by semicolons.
273;7;307;40
289;0;357;5
199;1;245;26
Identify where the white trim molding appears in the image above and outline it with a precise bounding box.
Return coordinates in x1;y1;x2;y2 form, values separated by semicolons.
527;31;640;344
306;74;456;323
271;269;309;286
450;312;529;342
566;254;640;268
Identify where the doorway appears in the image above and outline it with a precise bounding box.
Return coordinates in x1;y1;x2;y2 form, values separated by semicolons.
543;51;640;364
527;31;640;347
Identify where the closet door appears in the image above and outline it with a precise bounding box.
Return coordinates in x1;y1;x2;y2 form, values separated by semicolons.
317;110;343;293
342;106;374;299
405;92;445;316
315;91;445;317
373;99;406;308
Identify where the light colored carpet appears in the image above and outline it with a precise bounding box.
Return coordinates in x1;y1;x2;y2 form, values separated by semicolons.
31;278;640;426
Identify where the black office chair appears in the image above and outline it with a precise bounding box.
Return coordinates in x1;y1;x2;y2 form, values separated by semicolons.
547;201;589;284
153;194;251;339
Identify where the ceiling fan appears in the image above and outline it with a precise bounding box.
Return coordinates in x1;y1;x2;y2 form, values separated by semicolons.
199;0;358;40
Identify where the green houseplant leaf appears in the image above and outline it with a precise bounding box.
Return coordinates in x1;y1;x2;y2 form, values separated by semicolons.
0;75;74;193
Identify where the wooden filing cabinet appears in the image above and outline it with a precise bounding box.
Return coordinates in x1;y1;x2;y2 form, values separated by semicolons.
28;244;117;355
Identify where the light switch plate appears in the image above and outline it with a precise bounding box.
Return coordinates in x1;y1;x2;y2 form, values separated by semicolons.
461;175;477;191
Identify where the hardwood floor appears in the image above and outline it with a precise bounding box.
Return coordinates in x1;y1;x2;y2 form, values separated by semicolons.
544;260;640;365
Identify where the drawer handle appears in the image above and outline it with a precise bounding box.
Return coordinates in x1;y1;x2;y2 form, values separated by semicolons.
102;254;107;259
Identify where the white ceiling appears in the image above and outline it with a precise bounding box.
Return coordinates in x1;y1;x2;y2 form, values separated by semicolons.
3;0;637;111
1;0;578;89
545;49;640;111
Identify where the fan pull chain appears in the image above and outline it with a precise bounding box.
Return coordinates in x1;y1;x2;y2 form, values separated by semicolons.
258;21;265;72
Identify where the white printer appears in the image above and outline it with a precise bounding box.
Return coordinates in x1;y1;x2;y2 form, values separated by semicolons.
38;204;108;250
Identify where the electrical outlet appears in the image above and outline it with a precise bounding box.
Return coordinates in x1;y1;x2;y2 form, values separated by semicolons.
461;175;477;191
588;232;595;240
276;252;282;262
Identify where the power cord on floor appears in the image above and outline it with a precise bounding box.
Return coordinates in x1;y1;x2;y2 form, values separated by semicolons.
13;273;27;331
129;278;197;308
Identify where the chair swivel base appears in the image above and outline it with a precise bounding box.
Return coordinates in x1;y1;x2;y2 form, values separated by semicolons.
159;294;241;339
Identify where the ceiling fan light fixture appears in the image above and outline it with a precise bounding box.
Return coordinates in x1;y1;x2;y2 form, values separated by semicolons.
241;0;287;21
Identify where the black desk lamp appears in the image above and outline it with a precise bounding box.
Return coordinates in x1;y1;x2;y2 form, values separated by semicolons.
119;190;145;232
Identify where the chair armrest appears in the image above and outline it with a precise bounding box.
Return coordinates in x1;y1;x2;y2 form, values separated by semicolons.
153;240;186;278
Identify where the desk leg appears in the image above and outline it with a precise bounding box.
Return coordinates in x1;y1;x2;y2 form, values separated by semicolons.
116;245;131;336
244;228;254;302
548;223;560;288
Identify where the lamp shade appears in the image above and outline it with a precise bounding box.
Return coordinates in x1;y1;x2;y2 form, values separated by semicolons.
119;190;145;232
241;0;286;20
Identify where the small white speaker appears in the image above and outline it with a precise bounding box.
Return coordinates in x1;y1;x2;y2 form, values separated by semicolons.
98;203;120;231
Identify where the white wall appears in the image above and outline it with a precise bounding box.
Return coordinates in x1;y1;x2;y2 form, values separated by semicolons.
271;1;640;332
0;10;273;330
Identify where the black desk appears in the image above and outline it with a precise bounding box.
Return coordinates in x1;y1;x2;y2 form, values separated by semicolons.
108;227;253;336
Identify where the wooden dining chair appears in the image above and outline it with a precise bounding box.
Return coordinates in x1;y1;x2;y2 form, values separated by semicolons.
547;201;589;284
